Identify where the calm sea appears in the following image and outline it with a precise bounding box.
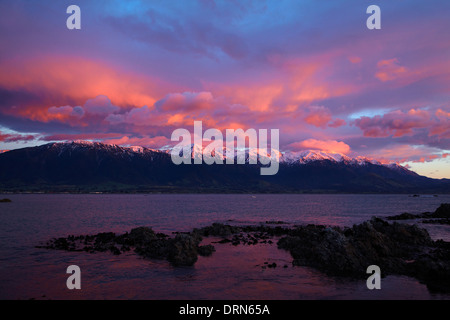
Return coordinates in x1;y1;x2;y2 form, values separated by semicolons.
0;193;449;300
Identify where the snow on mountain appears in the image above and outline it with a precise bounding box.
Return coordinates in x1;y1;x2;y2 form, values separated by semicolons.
37;140;407;172
162;143;404;170
44;140;163;158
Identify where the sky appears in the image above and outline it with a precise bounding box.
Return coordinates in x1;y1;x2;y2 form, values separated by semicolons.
0;0;449;178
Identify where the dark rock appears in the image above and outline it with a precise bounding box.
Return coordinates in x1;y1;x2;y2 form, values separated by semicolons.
95;232;116;244
167;234;199;266
198;244;215;257
386;203;450;220
93;232;116;252
121;245;131;252
386;212;422;220
109;246;121;255
53;237;70;250
128;227;156;244
135;238;170;260
266;220;285;225
409;247;450;292
433;203;450;218
0;198;12;203
195;223;241;237
213;238;231;244
278;217;433;277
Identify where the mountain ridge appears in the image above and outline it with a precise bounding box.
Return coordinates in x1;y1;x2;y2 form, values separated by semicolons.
0;141;447;193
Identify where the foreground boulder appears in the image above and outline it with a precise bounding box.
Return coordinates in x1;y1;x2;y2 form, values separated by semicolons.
277;217;450;291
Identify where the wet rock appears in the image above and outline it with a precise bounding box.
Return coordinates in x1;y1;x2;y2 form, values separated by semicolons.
95;232;116;244
266;220;285;225
194;223;241;237
167;234;199;266
198;244;216;257
213;238;231;244
409;246;450;292
109;246;121;255
278;218;434;277
386;212;424;220
134;238;170;260
0;198;12;203
386;203;450;220
128;227;156;245
93;232;116;252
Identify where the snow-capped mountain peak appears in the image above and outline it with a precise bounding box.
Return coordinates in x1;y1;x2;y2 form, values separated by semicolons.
36;140;408;172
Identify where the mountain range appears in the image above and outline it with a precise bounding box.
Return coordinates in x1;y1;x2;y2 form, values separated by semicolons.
0;140;449;193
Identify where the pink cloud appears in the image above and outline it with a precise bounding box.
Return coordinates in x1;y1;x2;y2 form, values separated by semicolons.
47;105;85;121
303;106;332;128
288;139;351;155
367;144;446;164
303;106;346;128
354;108;432;138
375;58;408;82
83;95;120;115
42;133;123;142
328;118;347;128
348;56;362;64
103;135;172;149
0;132;36;143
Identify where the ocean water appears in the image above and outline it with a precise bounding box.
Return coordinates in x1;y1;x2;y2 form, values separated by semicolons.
0;193;449;300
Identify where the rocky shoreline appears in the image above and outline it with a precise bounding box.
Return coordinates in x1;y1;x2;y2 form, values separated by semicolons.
37;204;450;292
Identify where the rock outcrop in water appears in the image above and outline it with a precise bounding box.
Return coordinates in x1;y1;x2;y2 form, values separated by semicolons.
275;206;450;292
37;204;450;292
386;203;450;220
0;198;12;203
37;226;207;266
278;218;433;276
